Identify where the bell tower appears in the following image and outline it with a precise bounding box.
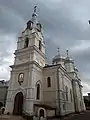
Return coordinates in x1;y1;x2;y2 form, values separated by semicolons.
5;6;45;115
15;6;45;67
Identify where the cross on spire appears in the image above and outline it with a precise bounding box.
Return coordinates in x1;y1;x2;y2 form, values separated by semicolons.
34;5;37;13
66;50;69;57
31;5;38;24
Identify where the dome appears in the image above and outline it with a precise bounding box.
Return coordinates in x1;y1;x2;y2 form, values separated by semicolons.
64;56;74;64
52;54;65;65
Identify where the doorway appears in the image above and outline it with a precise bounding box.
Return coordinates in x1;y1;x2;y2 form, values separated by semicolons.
39;109;44;117
13;92;23;115
0;102;3;109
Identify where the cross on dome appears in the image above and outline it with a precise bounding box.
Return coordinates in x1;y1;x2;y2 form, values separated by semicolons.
57;47;60;55
66;50;69;57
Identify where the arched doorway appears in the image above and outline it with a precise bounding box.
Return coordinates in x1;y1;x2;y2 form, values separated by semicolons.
39;109;44;117
13;92;23;115
0;102;3;109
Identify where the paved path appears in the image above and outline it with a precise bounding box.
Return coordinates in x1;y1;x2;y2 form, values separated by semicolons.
0;111;90;120
62;111;90;120
0;115;24;120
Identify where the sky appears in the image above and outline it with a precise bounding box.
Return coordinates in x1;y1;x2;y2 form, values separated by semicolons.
0;0;90;95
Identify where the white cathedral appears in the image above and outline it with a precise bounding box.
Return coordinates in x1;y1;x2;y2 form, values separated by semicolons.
5;6;85;117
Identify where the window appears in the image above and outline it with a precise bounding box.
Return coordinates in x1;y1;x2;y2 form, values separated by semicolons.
63;104;65;110
47;77;51;87
39;40;42;50
36;84;40;100
24;38;29;48
37;23;42;32
27;20;33;30
70;89;72;102
65;86;68;101
62;92;65;99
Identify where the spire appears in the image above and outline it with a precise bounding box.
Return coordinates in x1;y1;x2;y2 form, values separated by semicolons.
26;6;42;32
32;5;38;23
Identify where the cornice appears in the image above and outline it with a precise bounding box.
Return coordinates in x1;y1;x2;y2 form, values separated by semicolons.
14;45;45;58
10;60;43;70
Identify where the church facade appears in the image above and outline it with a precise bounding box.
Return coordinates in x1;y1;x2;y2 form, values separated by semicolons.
5;7;85;117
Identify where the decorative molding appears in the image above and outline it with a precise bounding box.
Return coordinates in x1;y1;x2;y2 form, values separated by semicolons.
8;87;35;91
14;45;45;57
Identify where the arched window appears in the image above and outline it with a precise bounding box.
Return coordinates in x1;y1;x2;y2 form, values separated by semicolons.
24;38;29;48
36;84;40;100
47;77;51;87
39;40;42;50
37;23;42;32
70;89;72;102
65;86;68;101
27;20;33;30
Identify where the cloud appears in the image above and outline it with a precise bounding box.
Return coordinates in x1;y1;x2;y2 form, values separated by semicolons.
0;5;25;34
0;33;15;80
69;40;90;54
0;0;90;95
82;82;90;95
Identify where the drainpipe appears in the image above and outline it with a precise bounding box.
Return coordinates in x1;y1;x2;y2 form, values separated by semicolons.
57;67;61;116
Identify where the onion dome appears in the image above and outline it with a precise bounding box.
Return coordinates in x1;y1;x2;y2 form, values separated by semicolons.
52;53;65;65
64;50;74;64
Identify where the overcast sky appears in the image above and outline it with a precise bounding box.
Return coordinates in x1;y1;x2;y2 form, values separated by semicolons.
0;0;90;95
